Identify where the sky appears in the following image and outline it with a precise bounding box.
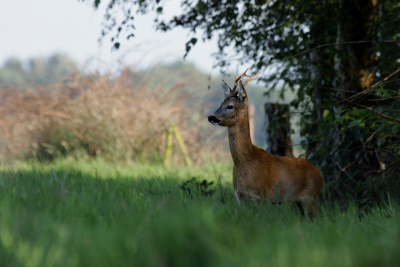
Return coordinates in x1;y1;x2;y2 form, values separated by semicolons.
0;0;238;74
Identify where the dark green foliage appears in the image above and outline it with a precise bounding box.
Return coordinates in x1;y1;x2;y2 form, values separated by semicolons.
179;177;215;198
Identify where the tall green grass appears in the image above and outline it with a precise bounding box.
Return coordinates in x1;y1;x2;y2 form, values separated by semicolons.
1;159;399;267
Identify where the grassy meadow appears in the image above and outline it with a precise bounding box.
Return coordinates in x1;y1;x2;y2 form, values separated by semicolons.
0;158;399;267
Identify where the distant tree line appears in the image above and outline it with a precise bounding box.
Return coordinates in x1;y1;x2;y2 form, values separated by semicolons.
0;53;78;88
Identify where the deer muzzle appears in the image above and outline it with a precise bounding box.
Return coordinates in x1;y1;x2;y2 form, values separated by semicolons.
208;115;221;125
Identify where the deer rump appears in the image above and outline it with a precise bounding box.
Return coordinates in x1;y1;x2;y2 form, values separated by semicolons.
233;150;322;208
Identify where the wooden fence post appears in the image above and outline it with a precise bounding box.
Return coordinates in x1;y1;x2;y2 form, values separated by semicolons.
163;125;173;167
264;103;293;157
163;123;192;167
171;124;192;167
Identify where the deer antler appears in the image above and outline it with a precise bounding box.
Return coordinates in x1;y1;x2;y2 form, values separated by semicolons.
232;69;250;90
242;70;260;87
232;69;260;91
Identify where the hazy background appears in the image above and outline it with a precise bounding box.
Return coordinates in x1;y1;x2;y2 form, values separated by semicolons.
0;0;234;74
1;0;302;162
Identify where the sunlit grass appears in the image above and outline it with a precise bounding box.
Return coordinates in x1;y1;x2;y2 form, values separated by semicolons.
0;159;399;267
3;158;232;183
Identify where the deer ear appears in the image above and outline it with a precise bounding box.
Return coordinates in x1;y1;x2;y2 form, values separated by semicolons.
221;80;231;98
237;80;246;102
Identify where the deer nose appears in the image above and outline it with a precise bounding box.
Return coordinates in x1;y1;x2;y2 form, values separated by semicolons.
208;115;221;124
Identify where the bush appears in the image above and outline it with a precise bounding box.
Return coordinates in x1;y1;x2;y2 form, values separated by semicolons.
0;66;228;164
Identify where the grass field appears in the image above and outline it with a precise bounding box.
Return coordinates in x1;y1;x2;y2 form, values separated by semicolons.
0;158;399;267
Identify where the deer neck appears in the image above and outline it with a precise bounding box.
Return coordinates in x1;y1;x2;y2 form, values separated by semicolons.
227;108;257;165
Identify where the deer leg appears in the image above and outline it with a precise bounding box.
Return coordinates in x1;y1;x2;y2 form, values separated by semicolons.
235;191;242;204
298;197;318;219
236;191;262;206
307;201;318;219
295;201;305;216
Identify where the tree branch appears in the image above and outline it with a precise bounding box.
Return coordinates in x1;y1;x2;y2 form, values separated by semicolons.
288;103;400;147
271;40;400;65
287;68;400;115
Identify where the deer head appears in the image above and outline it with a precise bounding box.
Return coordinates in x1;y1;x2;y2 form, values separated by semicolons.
208;69;260;127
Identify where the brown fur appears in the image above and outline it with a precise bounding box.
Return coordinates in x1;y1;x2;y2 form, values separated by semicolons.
209;82;323;217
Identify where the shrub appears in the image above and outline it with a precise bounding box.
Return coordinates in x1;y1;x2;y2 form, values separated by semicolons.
0;66;228;164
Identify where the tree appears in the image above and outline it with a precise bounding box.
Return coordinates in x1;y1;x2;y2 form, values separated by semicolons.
0;53;79;87
0;58;26;87
84;0;400;203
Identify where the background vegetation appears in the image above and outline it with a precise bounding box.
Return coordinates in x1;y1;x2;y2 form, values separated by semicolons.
0;58;223;164
0;55;293;164
0;53;78;87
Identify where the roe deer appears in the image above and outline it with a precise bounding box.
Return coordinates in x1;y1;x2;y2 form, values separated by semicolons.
208;70;323;217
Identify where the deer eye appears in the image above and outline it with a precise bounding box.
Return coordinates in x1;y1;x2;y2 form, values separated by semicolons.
226;105;234;110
